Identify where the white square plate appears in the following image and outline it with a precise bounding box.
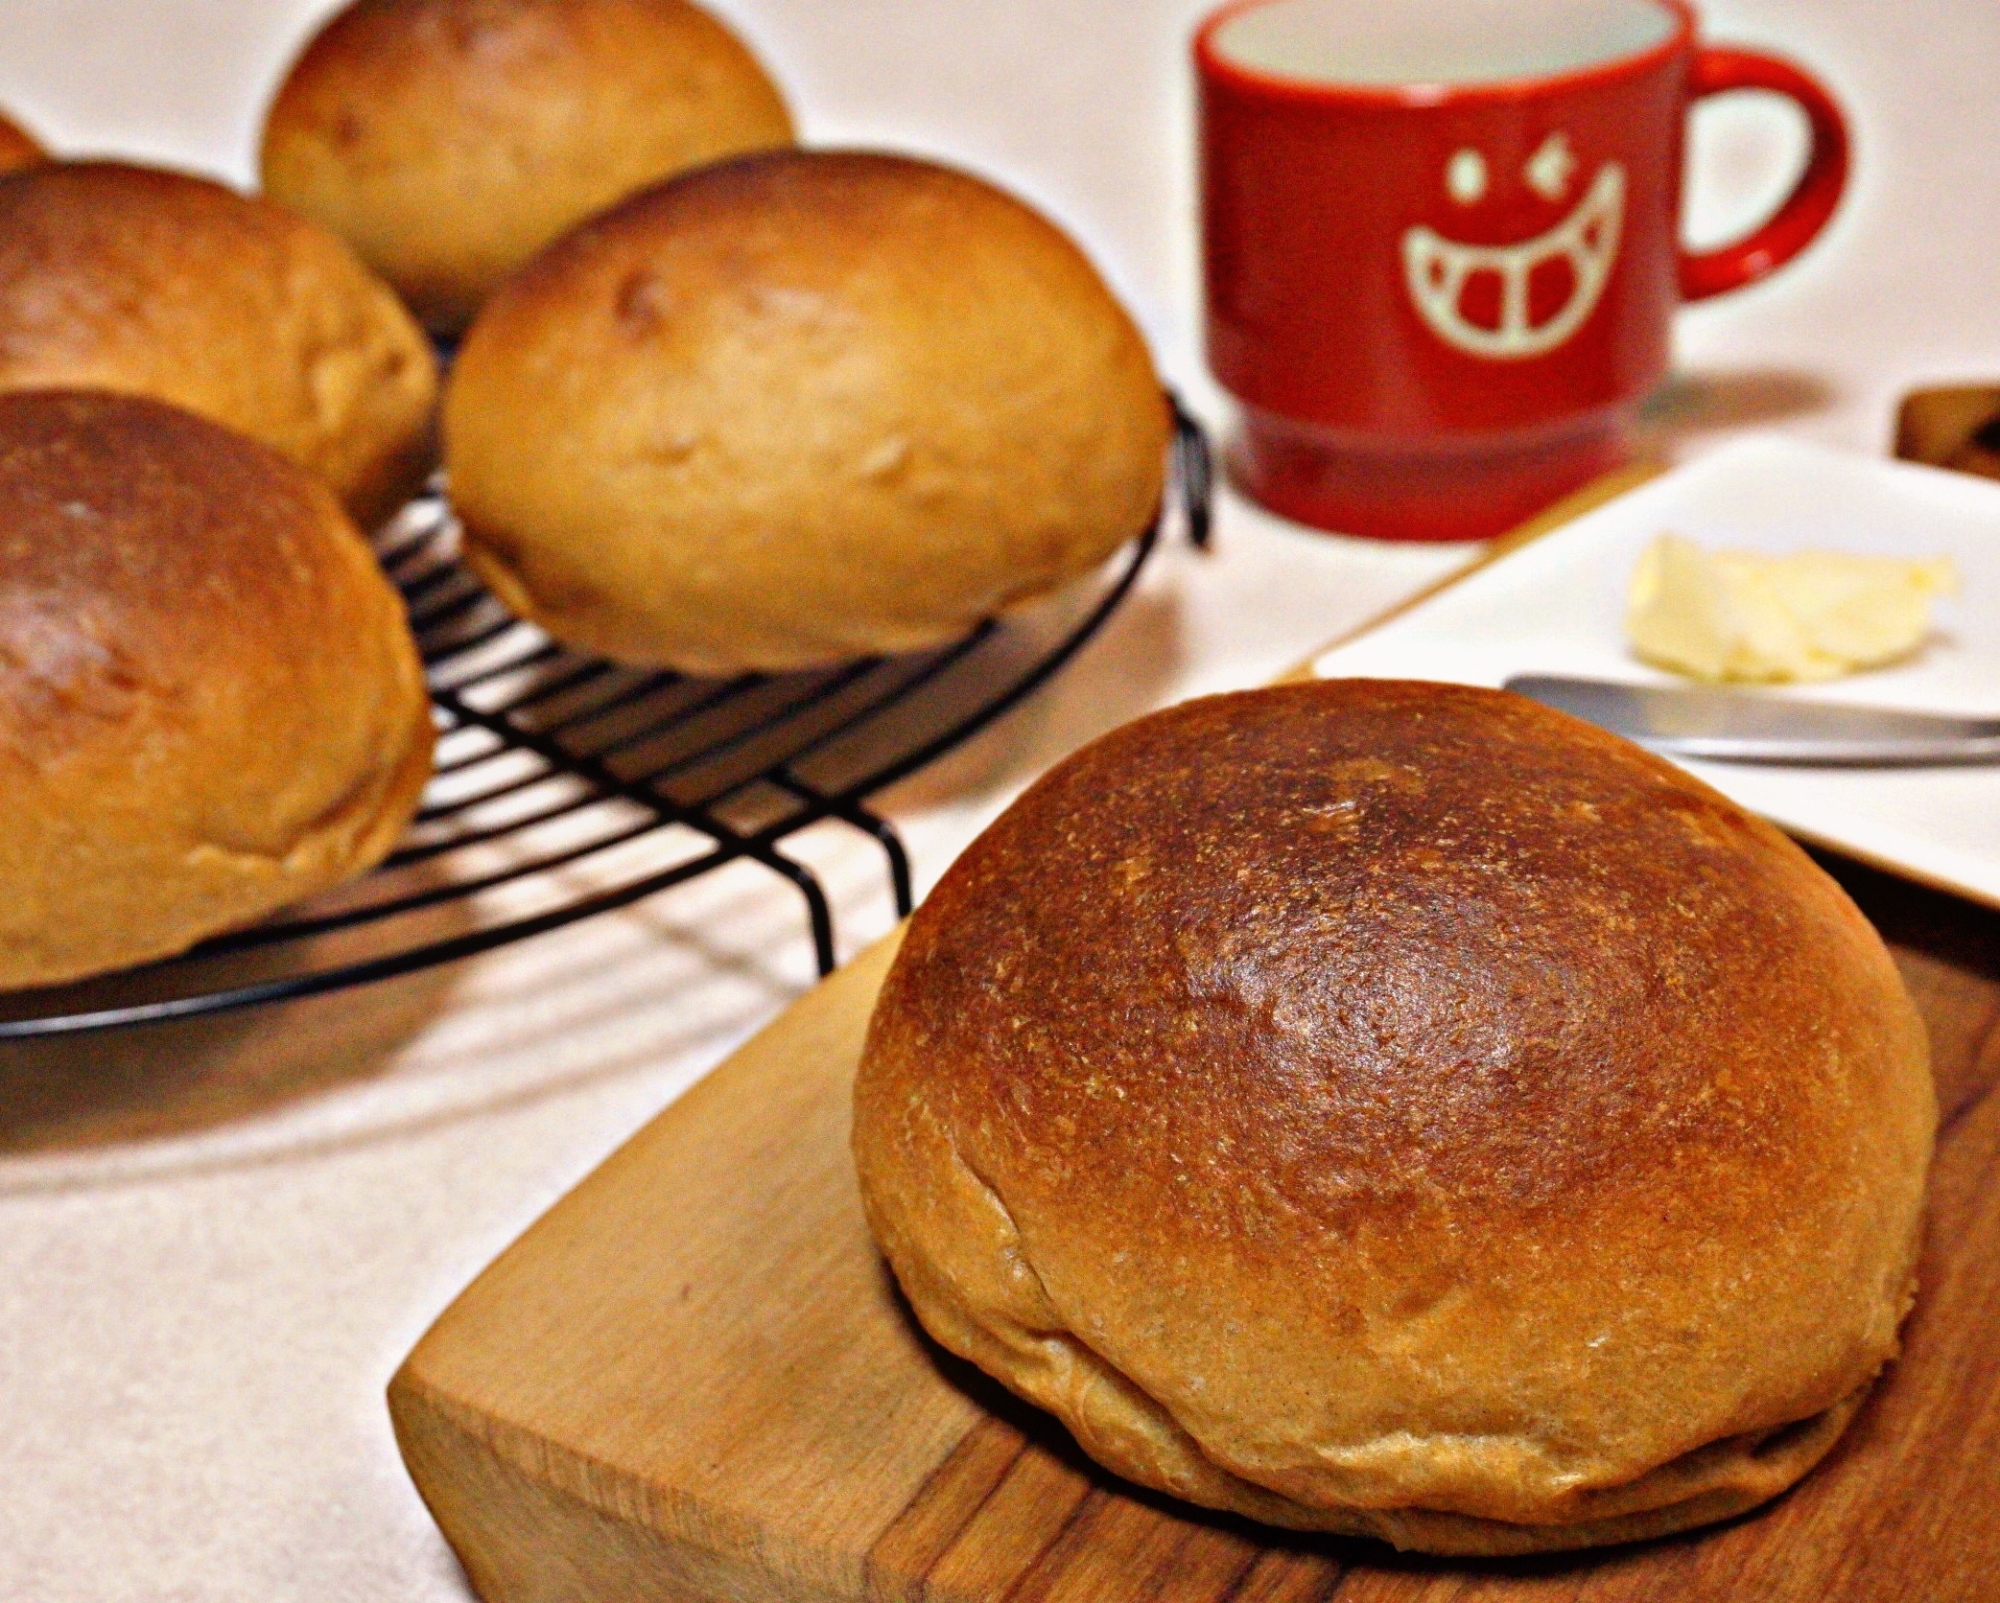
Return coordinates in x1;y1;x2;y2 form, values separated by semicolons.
1312;437;2000;910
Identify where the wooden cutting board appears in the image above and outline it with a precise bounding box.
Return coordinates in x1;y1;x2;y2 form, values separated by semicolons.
391;868;2000;1603
391;468;2000;1601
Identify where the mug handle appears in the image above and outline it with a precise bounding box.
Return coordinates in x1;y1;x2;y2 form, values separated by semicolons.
1678;47;1851;302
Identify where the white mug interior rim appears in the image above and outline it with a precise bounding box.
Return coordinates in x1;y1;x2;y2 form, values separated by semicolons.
1209;0;1683;91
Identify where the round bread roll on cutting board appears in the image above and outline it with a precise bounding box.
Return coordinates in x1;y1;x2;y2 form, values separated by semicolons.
445;149;1172;674
0;108;46;174
0;390;435;990
260;0;796;335
0;161;438;528
853;679;1935;1556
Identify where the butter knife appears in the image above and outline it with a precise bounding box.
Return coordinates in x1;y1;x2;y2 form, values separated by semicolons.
1502;675;2000;766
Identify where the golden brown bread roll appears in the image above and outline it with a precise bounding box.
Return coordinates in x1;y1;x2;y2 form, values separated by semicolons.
0;391;434;989
0;161;438;528
0;108;45;174
854;679;1934;1555
260;0;796;335
445;150;1171;673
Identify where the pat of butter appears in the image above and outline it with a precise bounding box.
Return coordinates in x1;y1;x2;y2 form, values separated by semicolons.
1626;534;1959;683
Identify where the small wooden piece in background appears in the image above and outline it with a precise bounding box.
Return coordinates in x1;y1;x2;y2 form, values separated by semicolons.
1895;385;2000;480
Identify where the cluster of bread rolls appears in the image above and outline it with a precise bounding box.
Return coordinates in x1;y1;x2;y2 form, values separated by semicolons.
259;0;1168;677
0;0;1168;987
1;4;1935;1571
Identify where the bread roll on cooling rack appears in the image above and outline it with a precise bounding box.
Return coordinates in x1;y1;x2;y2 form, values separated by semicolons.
261;0;796;335
0;161;438;529
0;390;434;989
445;149;1172;674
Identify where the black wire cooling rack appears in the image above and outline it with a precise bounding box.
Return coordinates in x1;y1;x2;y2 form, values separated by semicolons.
0;399;1210;1039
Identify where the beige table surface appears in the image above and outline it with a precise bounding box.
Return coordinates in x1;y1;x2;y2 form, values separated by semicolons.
0;1;1995;1597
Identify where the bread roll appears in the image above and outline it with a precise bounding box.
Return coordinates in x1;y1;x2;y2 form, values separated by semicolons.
0;162;437;528
0;391;434;990
260;0;796;335
854;679;1934;1555
445;150;1171;673
0;108;45;174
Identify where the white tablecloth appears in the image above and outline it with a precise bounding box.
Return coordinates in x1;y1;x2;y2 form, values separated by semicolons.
1;1;1995;1596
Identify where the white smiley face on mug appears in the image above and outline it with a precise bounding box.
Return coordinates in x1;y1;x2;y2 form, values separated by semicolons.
1402;131;1626;360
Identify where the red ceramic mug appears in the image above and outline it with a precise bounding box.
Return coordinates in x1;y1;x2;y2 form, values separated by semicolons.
1197;0;1849;540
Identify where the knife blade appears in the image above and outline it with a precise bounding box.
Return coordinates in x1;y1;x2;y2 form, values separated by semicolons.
1502;675;2000;766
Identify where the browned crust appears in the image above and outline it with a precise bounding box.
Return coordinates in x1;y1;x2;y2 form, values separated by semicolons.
444;148;1170;672
0;161;437;527
260;0;796;333
0;390;434;987
854;679;1934;1553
